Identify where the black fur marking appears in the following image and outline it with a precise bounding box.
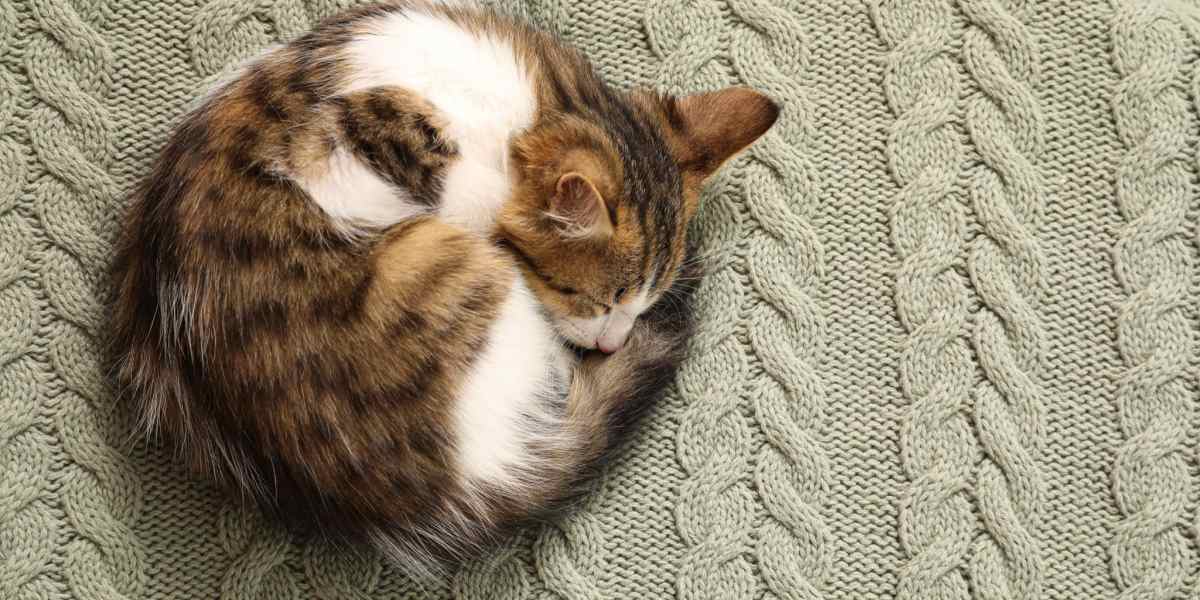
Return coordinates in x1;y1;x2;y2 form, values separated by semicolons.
367;90;401;121
386;140;417;171
386;351;443;403
309;270;374;323
662;95;688;135
248;69;289;122
286;66;322;104
544;65;577;113
241;298;291;335
495;238;578;295
204;187;225;204
285;261;309;281
388;308;429;337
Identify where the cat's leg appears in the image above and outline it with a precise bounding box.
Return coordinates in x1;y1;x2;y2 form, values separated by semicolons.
331;86;460;206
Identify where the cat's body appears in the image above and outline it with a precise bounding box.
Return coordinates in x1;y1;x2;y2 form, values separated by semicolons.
110;1;777;569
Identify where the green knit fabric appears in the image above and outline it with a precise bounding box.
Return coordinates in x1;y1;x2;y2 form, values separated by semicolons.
3;0;1200;598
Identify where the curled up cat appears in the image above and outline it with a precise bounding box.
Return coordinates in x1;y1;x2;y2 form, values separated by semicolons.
109;0;778;571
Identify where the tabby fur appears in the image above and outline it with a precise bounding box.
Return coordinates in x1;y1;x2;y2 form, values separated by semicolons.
109;0;777;570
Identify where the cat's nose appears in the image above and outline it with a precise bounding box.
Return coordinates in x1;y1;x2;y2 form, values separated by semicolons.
597;312;634;354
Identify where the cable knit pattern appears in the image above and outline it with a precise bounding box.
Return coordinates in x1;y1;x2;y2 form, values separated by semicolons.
534;473;608;600
644;0;726;93
451;538;531;600
301;542;382;600
0;6;59;599
7;0;1200;597
1108;2;1196;599
217;508;298;600
190;0;313;77
728;1;830;599
25;1;146;599
960;1;1048;598
646;2;757;599
0;0;26;215
871;1;977;598
28;0;120;272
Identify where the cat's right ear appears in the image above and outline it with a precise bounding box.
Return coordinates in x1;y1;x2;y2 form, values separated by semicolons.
658;87;779;193
547;172;613;239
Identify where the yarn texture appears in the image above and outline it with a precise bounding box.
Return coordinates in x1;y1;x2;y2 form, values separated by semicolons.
2;0;1199;598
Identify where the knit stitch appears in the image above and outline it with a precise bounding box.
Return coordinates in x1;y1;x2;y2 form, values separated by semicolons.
1108;2;1196;599
26;0;147;599
960;0;1048;598
729;1;830;599
644;2;758;600
872;0;978;598
4;1;1200;599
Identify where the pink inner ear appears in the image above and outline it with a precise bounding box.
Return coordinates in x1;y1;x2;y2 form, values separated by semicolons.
552;172;610;235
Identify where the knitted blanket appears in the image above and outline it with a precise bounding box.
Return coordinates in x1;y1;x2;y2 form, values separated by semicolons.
4;0;1200;598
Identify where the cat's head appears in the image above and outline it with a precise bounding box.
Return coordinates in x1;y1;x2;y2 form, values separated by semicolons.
498;87;778;353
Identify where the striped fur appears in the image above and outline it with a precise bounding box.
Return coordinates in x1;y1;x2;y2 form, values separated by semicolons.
108;1;776;571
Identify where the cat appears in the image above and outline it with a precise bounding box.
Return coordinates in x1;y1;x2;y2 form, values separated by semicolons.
108;0;778;570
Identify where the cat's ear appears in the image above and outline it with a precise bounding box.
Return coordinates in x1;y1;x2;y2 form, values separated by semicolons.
548;172;613;239
661;87;779;187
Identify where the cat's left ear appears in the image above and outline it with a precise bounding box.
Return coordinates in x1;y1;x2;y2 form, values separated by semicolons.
548;172;613;239
656;87;779;198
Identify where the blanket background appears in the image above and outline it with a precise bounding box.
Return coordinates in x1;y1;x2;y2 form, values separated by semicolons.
3;0;1200;598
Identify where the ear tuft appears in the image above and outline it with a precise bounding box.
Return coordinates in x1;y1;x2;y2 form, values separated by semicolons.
548;172;612;238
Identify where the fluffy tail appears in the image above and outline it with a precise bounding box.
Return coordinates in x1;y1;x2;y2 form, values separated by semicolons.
566;274;698;466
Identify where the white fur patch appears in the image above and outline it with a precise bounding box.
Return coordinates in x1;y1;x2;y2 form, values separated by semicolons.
563;286;658;351
341;9;538;234
451;279;571;487
293;147;428;234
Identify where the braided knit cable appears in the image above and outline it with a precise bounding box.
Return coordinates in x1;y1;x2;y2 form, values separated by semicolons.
451;537;532;600
524;0;570;36
959;1;1048;598
218;508;299;600
728;1;830;599
1172;10;1200;590
0;364;56;600
534;473;608;600
25;1;147;598
646;1;756;598
1108;3;1195;599
306;0;356;22
189;0;312;78
0;4;61;598
870;1;977;598
28;0;120;272
671;178;756;600
0;0;26;214
302;542;382;600
644;0;727;93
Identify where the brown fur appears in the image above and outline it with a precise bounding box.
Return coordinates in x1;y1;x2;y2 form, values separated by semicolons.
109;1;776;569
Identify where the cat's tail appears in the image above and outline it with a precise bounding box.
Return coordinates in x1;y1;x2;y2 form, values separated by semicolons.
561;253;701;475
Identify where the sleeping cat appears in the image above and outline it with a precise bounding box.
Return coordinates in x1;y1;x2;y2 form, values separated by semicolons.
109;0;777;570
